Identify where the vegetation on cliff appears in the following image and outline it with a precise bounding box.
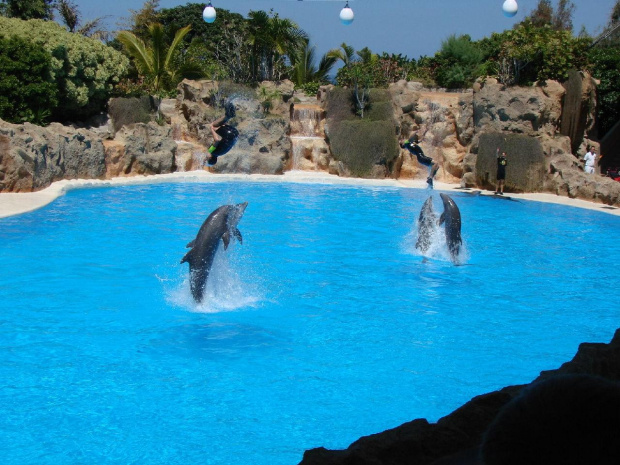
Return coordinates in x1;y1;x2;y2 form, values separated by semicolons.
0;16;128;123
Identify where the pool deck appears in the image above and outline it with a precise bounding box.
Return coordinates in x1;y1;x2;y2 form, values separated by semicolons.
1;170;619;218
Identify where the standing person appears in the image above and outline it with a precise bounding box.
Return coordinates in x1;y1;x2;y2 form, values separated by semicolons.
400;133;439;188
583;147;597;174
205;102;238;166
495;148;507;195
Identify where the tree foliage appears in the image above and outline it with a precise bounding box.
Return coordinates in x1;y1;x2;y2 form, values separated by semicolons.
289;40;336;86
0;16;128;120
587;46;620;138
55;0;109;40
0;35;58;124
247;10;308;81
434;34;485;89
0;0;54;20
525;0;575;31
117;23;204;94
158;3;250;82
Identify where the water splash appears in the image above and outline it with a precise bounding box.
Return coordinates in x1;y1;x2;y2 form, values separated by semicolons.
404;207;468;265
167;247;262;313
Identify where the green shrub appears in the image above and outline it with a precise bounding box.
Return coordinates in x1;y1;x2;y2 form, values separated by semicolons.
328;119;399;177
108;96;158;133
0;16;129;121
325;87;398;177
0;35;58;124
296;81;321;96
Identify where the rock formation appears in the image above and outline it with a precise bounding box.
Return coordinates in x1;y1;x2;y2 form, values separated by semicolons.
298;329;620;465
0;120;106;192
1;76;619;205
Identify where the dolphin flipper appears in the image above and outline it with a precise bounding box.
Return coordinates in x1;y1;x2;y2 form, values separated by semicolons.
186;239;196;248
233;228;242;244
180;247;197;264
222;232;230;250
438;212;445;226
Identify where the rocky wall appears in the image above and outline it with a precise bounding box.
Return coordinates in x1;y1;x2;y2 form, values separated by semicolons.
299;329;620;465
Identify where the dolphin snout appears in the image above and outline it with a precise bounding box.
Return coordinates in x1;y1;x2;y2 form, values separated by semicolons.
236;202;248;215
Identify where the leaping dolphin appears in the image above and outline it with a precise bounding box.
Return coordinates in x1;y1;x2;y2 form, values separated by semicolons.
416;196;437;253
439;193;462;263
181;202;248;303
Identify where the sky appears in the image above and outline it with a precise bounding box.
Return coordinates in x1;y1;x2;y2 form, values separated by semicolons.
78;0;617;59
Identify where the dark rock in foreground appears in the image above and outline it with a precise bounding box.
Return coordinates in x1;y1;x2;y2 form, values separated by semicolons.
299;329;620;465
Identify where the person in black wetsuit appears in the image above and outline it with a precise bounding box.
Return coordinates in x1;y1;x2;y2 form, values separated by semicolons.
400;133;439;188
495;148;507;195
205;102;239;166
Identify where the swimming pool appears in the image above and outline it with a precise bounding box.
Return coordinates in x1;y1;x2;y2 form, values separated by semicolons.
1;181;618;464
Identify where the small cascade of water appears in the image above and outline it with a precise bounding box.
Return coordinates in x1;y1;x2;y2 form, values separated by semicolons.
289;104;329;171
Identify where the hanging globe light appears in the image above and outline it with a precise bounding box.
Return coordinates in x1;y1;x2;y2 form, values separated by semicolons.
502;0;518;17
203;1;216;23
340;1;354;25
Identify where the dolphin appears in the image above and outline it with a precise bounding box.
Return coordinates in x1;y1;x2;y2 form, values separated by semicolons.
439;193;462;262
416;196;437;253
181;202;248;303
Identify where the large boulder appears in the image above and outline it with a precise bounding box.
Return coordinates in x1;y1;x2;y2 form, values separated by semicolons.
475;132;546;192
299;329;620;465
0;119;106;192
175;79;291;175
388;81;472;183
110;122;178;176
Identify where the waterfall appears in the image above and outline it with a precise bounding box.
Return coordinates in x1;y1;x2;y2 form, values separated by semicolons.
289;104;329;171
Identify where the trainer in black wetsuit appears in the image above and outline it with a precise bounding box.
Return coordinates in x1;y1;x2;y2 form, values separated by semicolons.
495;148;507;195
400;134;439;188
205;102;238;166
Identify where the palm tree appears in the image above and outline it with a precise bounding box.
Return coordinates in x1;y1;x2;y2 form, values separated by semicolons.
247;10;308;81
327;42;356;68
290;41;336;86
56;0;109;40
117;23;203;93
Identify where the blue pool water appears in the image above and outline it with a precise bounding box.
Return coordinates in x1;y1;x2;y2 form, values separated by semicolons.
0;181;618;464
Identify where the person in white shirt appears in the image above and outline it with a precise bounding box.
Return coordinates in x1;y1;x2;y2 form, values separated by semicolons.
583;148;597;174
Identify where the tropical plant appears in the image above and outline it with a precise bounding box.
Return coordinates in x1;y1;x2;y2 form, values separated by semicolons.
289;40;336;86
122;0;161;41
0;34;58;124
257;85;281;115
117;23;204;94
55;0;109;40
327;42;356;68
0;16;129;121
247;10;308;81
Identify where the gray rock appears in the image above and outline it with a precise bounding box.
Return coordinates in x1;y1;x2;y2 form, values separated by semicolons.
0;119;106;192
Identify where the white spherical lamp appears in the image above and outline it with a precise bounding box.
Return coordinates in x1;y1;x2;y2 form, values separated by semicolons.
340;2;354;25
502;0;518;18
203;1;216;23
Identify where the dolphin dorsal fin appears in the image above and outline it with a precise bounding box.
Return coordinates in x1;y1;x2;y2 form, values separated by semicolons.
233;228;243;244
186;239;196;248
222;232;230;250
